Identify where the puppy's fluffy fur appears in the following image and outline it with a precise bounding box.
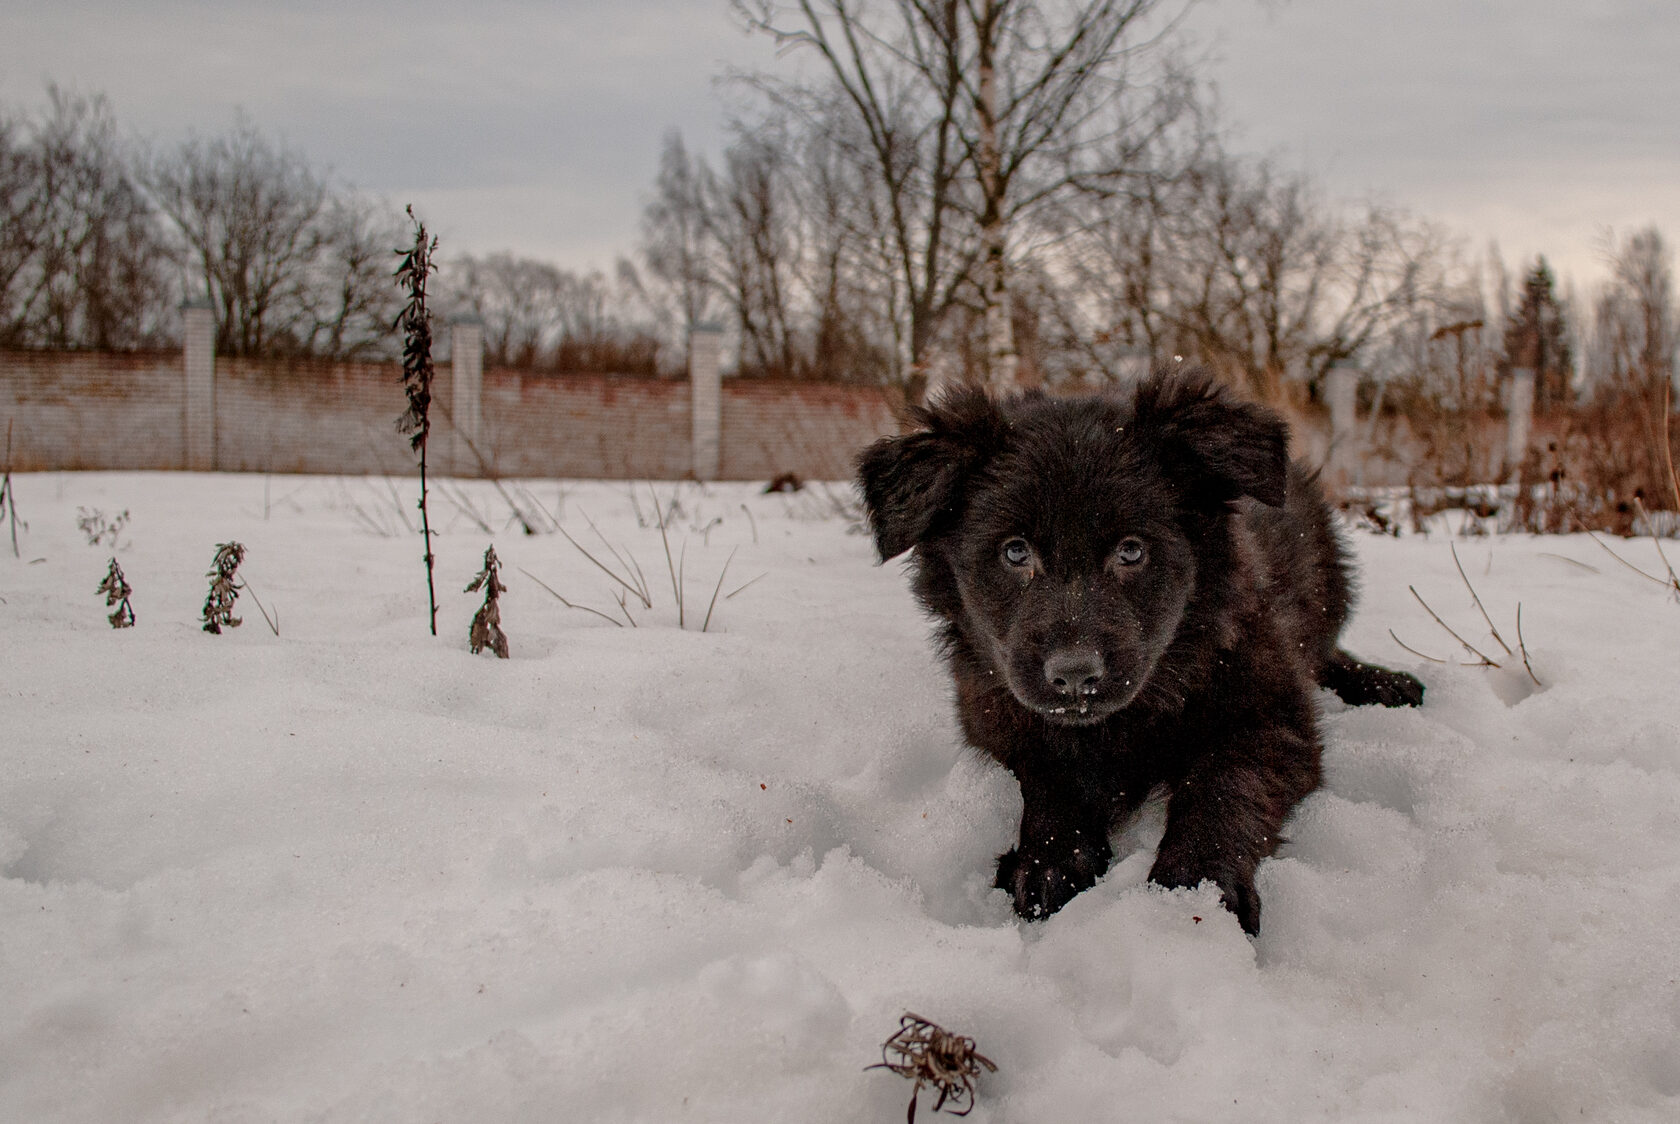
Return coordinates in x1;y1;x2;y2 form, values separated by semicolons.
858;368;1422;934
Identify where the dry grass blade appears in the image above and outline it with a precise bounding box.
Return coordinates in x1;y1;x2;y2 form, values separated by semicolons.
725;571;768;600
1516;603;1541;687
867;1013;997;1121
701;547;737;633
1409;585;1500;667
556;521;651;609
517;566;624;628
1450;542;1513;655
651;484;681;613
1538;552;1599;573
579;507;650;606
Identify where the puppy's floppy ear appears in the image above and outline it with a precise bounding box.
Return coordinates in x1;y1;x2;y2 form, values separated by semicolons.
856;387;1007;560
1134;367;1289;508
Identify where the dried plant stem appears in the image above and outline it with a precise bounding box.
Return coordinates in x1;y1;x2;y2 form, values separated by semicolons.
436;479;494;534
725;571;768;600
1389;629;1448;664
1587;531;1670;586
740;503;758;544
437;410;540;533
395;205;439;635
701;547;737;633
1631;497;1680;593
580;508;650;606
518;566;625;628
1409;585;1500;667
97;557;135;628
465;545;509;657
652;484;681;615
556;521;651;609
243;578;279;636
1450;542;1513;655
1516;603;1541;687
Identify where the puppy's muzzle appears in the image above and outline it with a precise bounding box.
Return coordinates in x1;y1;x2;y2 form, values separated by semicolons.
1044;646;1105;698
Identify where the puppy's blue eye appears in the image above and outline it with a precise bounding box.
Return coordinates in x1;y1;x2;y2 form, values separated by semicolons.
1002;539;1032;567
1115;538;1146;566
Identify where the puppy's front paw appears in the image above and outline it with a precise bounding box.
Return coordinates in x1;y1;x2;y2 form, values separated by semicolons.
1149;852;1261;935
995;837;1110;920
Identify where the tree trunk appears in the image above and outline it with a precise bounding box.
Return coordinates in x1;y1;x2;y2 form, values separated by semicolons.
977;3;1017;395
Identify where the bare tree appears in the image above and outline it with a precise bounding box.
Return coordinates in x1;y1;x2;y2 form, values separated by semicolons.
0;86;172;350
142;114;329;356
1587;226;1676;396
295;190;405;359
737;0;1187;395
628;130;720;359
447;252;565;366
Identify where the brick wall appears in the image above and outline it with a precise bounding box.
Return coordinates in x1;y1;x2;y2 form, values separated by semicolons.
0;350;185;471
720;379;900;480
479;370;692;479
0;348;904;481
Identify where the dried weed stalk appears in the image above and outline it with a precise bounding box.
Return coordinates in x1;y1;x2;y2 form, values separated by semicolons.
466;544;509;658
96;558;134;628
868;1013;997;1121
201;541;246;634
395;204;440;635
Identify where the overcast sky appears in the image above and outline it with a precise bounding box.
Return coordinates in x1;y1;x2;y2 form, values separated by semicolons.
4;0;1676;293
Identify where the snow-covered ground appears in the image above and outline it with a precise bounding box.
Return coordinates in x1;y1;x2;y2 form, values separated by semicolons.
3;472;1677;1123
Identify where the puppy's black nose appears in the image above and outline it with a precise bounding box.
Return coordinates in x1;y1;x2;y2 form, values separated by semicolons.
1044;648;1104;696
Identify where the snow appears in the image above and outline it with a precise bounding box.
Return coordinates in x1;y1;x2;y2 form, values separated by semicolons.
3;472;1678;1122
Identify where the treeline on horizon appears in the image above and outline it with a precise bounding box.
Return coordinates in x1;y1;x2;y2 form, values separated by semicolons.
0;0;1674;427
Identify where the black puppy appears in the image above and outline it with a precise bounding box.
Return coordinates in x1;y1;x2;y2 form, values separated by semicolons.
857;368;1422;935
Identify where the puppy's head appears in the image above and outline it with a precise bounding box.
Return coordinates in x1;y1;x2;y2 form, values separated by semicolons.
858;369;1287;725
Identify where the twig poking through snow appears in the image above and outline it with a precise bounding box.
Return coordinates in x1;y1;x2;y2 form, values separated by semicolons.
1516;604;1540;687
1450;543;1512;656
1409;585;1499;668
1388;629;1447;664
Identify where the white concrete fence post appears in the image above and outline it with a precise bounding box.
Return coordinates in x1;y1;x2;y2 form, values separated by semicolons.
689;323;723;481
1505;367;1535;481
449;316;484;475
181;299;216;471
1325;361;1359;492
